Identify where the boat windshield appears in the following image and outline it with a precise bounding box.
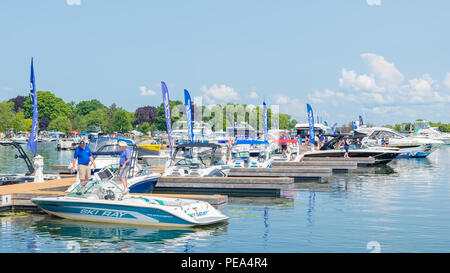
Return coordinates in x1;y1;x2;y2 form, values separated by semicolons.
232;151;250;159
174;157;207;168
66;179;122;197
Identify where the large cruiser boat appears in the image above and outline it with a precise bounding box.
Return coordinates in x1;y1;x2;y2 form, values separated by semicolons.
413;121;450;145
302;134;401;165
294;123;332;138
32;176;228;227
163;143;230;177
228;140;273;168
356;127;443;158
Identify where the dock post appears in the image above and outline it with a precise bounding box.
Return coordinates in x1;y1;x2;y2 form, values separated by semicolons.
33;155;44;182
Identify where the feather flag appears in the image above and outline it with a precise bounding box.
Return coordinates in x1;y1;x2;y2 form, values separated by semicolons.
27;57;38;156
184;89;194;143
161;81;173;156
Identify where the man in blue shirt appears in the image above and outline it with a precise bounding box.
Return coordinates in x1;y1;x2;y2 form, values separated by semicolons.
72;140;96;184
118;141;132;194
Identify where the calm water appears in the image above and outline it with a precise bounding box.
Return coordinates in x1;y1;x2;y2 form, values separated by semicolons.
1;143;449;253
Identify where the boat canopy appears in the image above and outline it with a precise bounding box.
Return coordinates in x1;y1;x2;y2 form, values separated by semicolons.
233;140;269;146
270;139;298;144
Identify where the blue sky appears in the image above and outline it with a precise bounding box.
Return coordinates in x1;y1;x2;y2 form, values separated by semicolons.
1;0;450;125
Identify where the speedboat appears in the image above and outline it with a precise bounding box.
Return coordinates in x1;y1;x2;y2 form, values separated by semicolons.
270;139;302;162
163;143;230;177
228;140;273;168
10;134;28;144
301;134;401;165
356;127;443;158
32;178;228;227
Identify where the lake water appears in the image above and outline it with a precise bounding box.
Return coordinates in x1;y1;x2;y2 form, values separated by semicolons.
1;143;449;253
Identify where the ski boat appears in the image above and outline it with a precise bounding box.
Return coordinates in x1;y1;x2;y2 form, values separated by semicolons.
32;178;228;227
163;143;230;177
228;140;273;168
356;127;443;158
302;134;401;165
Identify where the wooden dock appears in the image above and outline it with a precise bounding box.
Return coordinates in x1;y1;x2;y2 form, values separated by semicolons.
273;160;358;172
0;176;228;212
229;167;332;179
301;157;376;166
154;176;294;196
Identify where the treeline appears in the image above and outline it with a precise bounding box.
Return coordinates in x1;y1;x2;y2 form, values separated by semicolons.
0;91;298;135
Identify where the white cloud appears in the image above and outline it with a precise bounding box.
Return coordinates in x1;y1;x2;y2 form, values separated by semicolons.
66;0;81;6
308;89;344;103
366;0;381;6
248;91;258;99
139;86;156;96
310;53;450;110
272;93;303;117
361;53;404;90
201;84;239;104
443;72;450;90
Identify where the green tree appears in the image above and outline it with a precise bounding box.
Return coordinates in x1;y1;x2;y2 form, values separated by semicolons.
0;101;14;132
48;116;72;134
23;91;72;121
137;122;151;134
112;109;133;132
11;110;26;133
85;108;109;131
75;99;106;116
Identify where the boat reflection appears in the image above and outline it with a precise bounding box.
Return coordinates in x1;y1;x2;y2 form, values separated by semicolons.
33;215;228;252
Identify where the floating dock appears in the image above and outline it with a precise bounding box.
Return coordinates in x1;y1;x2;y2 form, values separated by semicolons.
301;157;376;166
273;160;358;172
0;176;228;212
154;176;294;196
229;167;332;179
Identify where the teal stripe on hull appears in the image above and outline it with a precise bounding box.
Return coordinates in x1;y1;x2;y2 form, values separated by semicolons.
34;200;193;226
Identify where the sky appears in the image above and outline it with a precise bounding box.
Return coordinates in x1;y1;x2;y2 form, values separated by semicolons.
1;0;450;126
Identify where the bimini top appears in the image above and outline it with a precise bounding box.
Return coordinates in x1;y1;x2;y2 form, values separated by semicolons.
176;143;222;149
233;140;270;146
270;139;298;144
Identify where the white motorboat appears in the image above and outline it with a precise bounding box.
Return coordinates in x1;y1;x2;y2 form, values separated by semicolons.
413;121;450;145
32;177;228;227
228;140;273;168
163;143;230;177
356;127;443;158
270;139;302;162
301;134;401;165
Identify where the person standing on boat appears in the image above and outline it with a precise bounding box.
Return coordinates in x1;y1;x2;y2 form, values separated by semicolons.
72;140;96;184
344;136;351;158
118;141;132;195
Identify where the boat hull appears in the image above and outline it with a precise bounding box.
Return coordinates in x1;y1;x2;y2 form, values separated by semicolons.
32;198;227;227
303;150;399;165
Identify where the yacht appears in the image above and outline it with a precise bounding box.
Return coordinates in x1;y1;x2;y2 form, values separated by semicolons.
413;121;450;145
356;127;443;158
228;140;273;168
163;143;230;177
301;134;401;165
294;123;332;138
32;176;228;227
